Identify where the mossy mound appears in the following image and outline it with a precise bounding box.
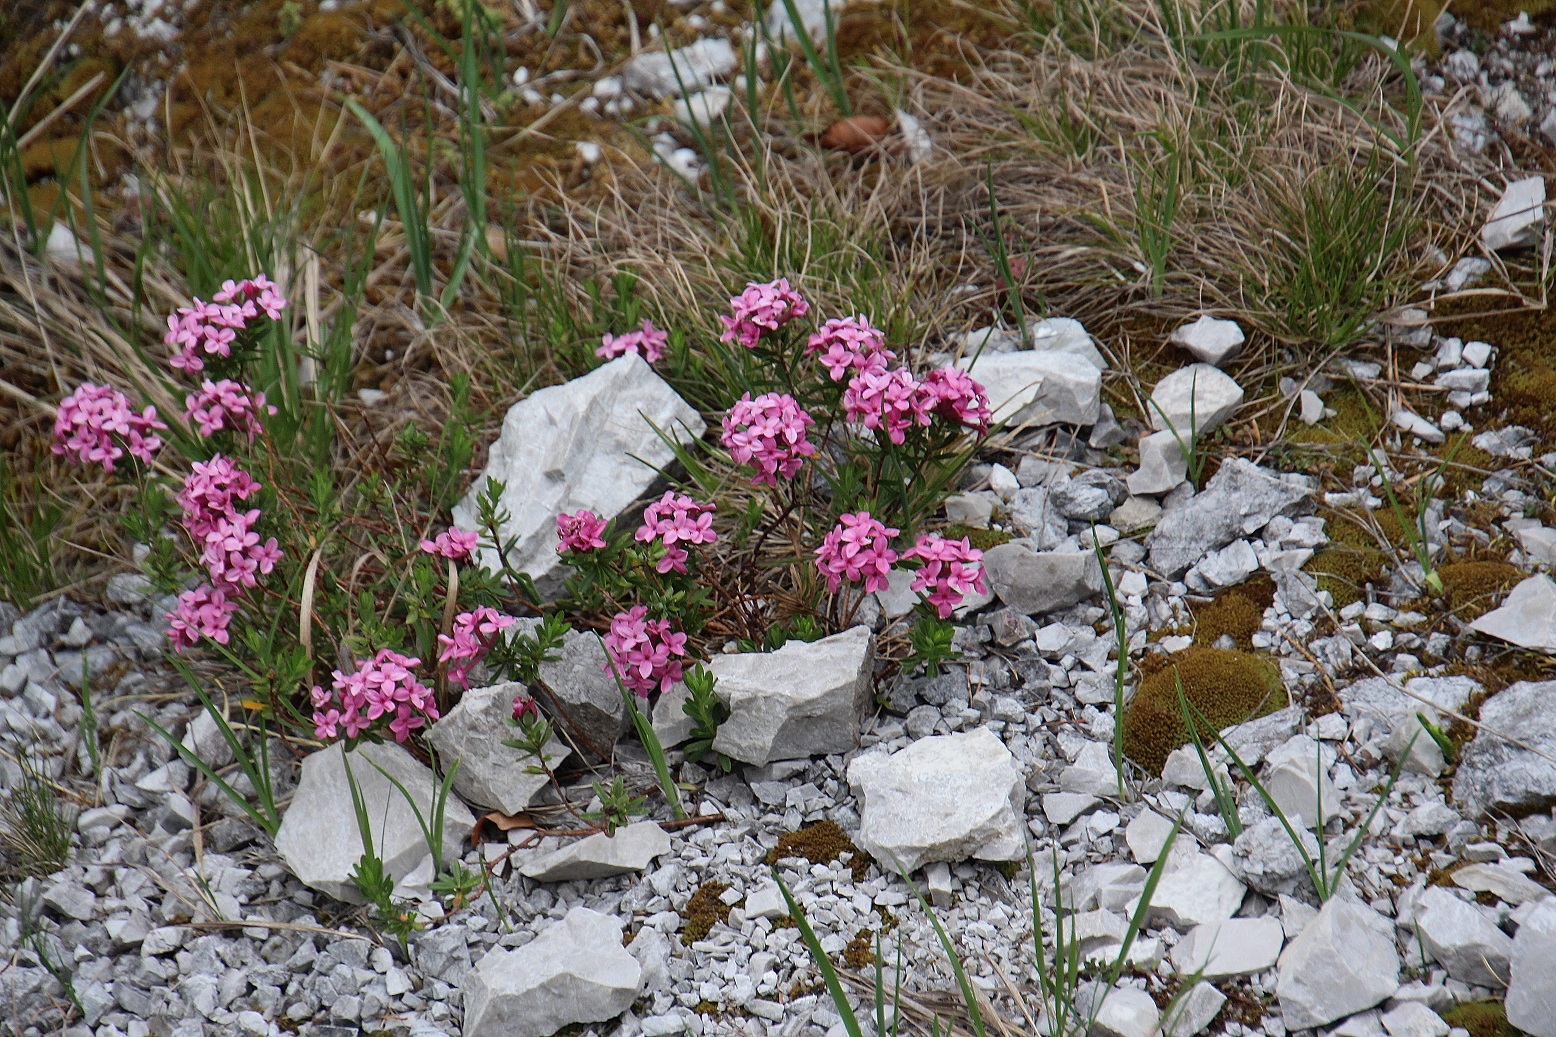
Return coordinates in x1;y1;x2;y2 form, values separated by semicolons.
1308;545;1389;609
764;820;870;881
1124;647;1285;774
943;523;1013;553
1439;560;1523;619
1441;1000;1523;1037
1192;575;1276;649
682;881;731;945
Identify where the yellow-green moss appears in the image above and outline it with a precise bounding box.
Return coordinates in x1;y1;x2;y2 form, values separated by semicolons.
944;523;1013;552
842;929;875;969
1441;1001;1520;1037
1124;647;1285;774
1192;575;1276;649
1308;545;1389;609
681;881;731;946
765;820;871;880
1438;560;1523;619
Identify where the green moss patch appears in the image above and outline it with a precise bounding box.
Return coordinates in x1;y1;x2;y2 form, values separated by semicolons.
765;820;871;881
1308;546;1389;609
1441;1000;1523;1037
1124;647;1285;774
1192;574;1276;649
682;881;731;946
1439;560;1523;619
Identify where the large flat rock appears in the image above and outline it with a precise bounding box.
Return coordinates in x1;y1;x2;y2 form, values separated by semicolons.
427;681;571;815
1146;459;1312;577
1452;680;1556;818
955;351;1101;429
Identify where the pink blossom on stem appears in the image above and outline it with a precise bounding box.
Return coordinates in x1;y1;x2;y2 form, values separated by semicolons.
512;693;541;723
918;367;992;433
902;534;987;618
634;491;717;574
199;508;281;592
721;392;817;487
557;510;609;554
806;315;894;381
718;278;810;348
438;606;518;689
814;511;899;594
602;605;689;696
597;320;670;363
52;382;167;472
165;584;240;651
842;367;933;445
214;274;288;321
184;378;276;440
311;648;438;743
164;299;246;374
420;528;480;562
177;456;263;544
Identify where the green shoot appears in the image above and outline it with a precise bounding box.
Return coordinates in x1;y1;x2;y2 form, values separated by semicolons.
1174;669;1241;839
602;636;685;819
681;665;733;773
777;0;852;117
345;99;433;303
1094;526;1129;800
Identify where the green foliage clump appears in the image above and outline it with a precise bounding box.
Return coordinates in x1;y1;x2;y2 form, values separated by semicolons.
1124;647;1284;774
1441;1000;1520;1037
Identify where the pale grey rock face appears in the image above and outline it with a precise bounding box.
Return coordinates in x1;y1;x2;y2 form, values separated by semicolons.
1028;316;1109;370
847;727;1025;871
1507;897;1556;1037
427;682;570;815
981;543;1102;616
709;626;874;766
1050;470;1126;522
650;681;696;748
1412;886;1512;987
621;39;737;98
1470;575;1556;653
1162;981;1226;1037
1340;675;1478;733
1233;816;1319;898
1005;487;1070;547
1170;315;1244;367
1148;363;1244;436
1124;810;1176;865
1276;897;1401;1028
955;350;1101;428
1261;734;1340;828
517;821;671;882
1145;459;1311;576
1382;1002;1450;1037
1449;862;1550;906
536;630;632;759
462;907;642;1037
452;354;706;598
1452;680;1556;818
1170;918;1284;979
276;742;475;903
764;0;854;44
1481;175;1546;251
1086;986;1159;1037
1140;850;1246;928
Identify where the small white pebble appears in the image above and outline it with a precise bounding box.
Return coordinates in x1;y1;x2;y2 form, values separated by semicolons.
576;141;603;164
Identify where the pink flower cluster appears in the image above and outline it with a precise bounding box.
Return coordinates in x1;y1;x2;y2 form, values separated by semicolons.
177;455;263;541
420;527;479;561
721;392;817;487
814;511;899;594
438;606;517;689
199;507;283;591
166;585;240;651
311;648;440;743
919;367;992;433
842;367;934;445
184;378;275;440
163;274;286;373
557;510;608;554
166;455;280;650
807;316;894;382
634;492;717;574
52;382;167;472
719;278;810;348
597;320;670;363
602;605;689;696
902;535;987;618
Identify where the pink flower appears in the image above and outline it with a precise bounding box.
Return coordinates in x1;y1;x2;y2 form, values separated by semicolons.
721;392;818;487
184;379;276;441
918;367;992;434
814;511;899;594
718;278;810;348
438;607;518;689
602;605;690;696
557;510;609;553
177;455;262;542
311;648;438;744
512;693;541;723
214;274;288;321
420;528;480;562
842;367;933;445
52;382;167;472
597;320;670;363
634;491;717;574
166;584;240;651
902;534;987;619
199;508;281;592
806;316;894;381
163;298;246;374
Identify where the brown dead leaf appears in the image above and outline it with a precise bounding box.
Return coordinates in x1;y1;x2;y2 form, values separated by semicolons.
471;810;539;846
819;115;892;154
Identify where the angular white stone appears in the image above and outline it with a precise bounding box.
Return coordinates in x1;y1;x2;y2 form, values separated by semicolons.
1507;897;1556;1037
709;627;874;765
1043;792;1098;824
1299;389;1325;425
462;907;642;1037
650;681;695;748
1088;986;1160;1037
1453;679;1556;818
848;727;1025;872
276;742;475;903
1138;850;1245;928
1148;363;1244;437
1110;496;1162;533
1059;742;1120;798
1125;810;1177;865
1161;981;1226;1037
1449;862;1551;906
1170;316;1244;367
1482;175;1547;251
535;629;632;756
1413;886;1512;987
1261;735;1340;828
1127;430;1188;496
427;682;571;815
765;0;854;44
622;39;738;98
1392;408;1445;444
1146;459;1311;577
981;543;1102;616
453;354;706;598
673;86;732;128
1170;918;1284;979
1515;526;1556;568
1063;862;1149;914
1276;897;1400;1029
518;822;671;882
1028;317;1109;370
1470;575;1556;653
956;351;1101;428
1382;1002;1450;1037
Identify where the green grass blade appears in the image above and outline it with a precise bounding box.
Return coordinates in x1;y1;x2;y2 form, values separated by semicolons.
774;869;864;1037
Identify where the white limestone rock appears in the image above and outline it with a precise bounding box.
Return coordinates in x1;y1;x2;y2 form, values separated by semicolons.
1170;918;1285;979
1507;897;1556;1037
1161;981;1226;1037
1413;886;1513;987
847;727;1025;871
980;543;1103;616
673;85;732;128
1449;862;1551;906
1146;459;1311;577
535;630;632;757
1276;897;1400;1029
1482;176;1546;251
765;0;853;44
1452;679;1556;819
1382;1002;1450;1037
1170;316;1245;367
709;626;874;765
1028;316;1109;370
956;351;1101;429
1124;810;1177;865
622;38;737;98
1127;430;1188;496
453;354;706;598
517;822;671;882
1059;741;1121;798
427;681;571;815
276;742;475;903
650;681;696;748
1470;575;1556;653
462;907;642;1037
1138;850;1246;928
1148;363;1244;437
1086;986;1160;1037
1260;734;1341;828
